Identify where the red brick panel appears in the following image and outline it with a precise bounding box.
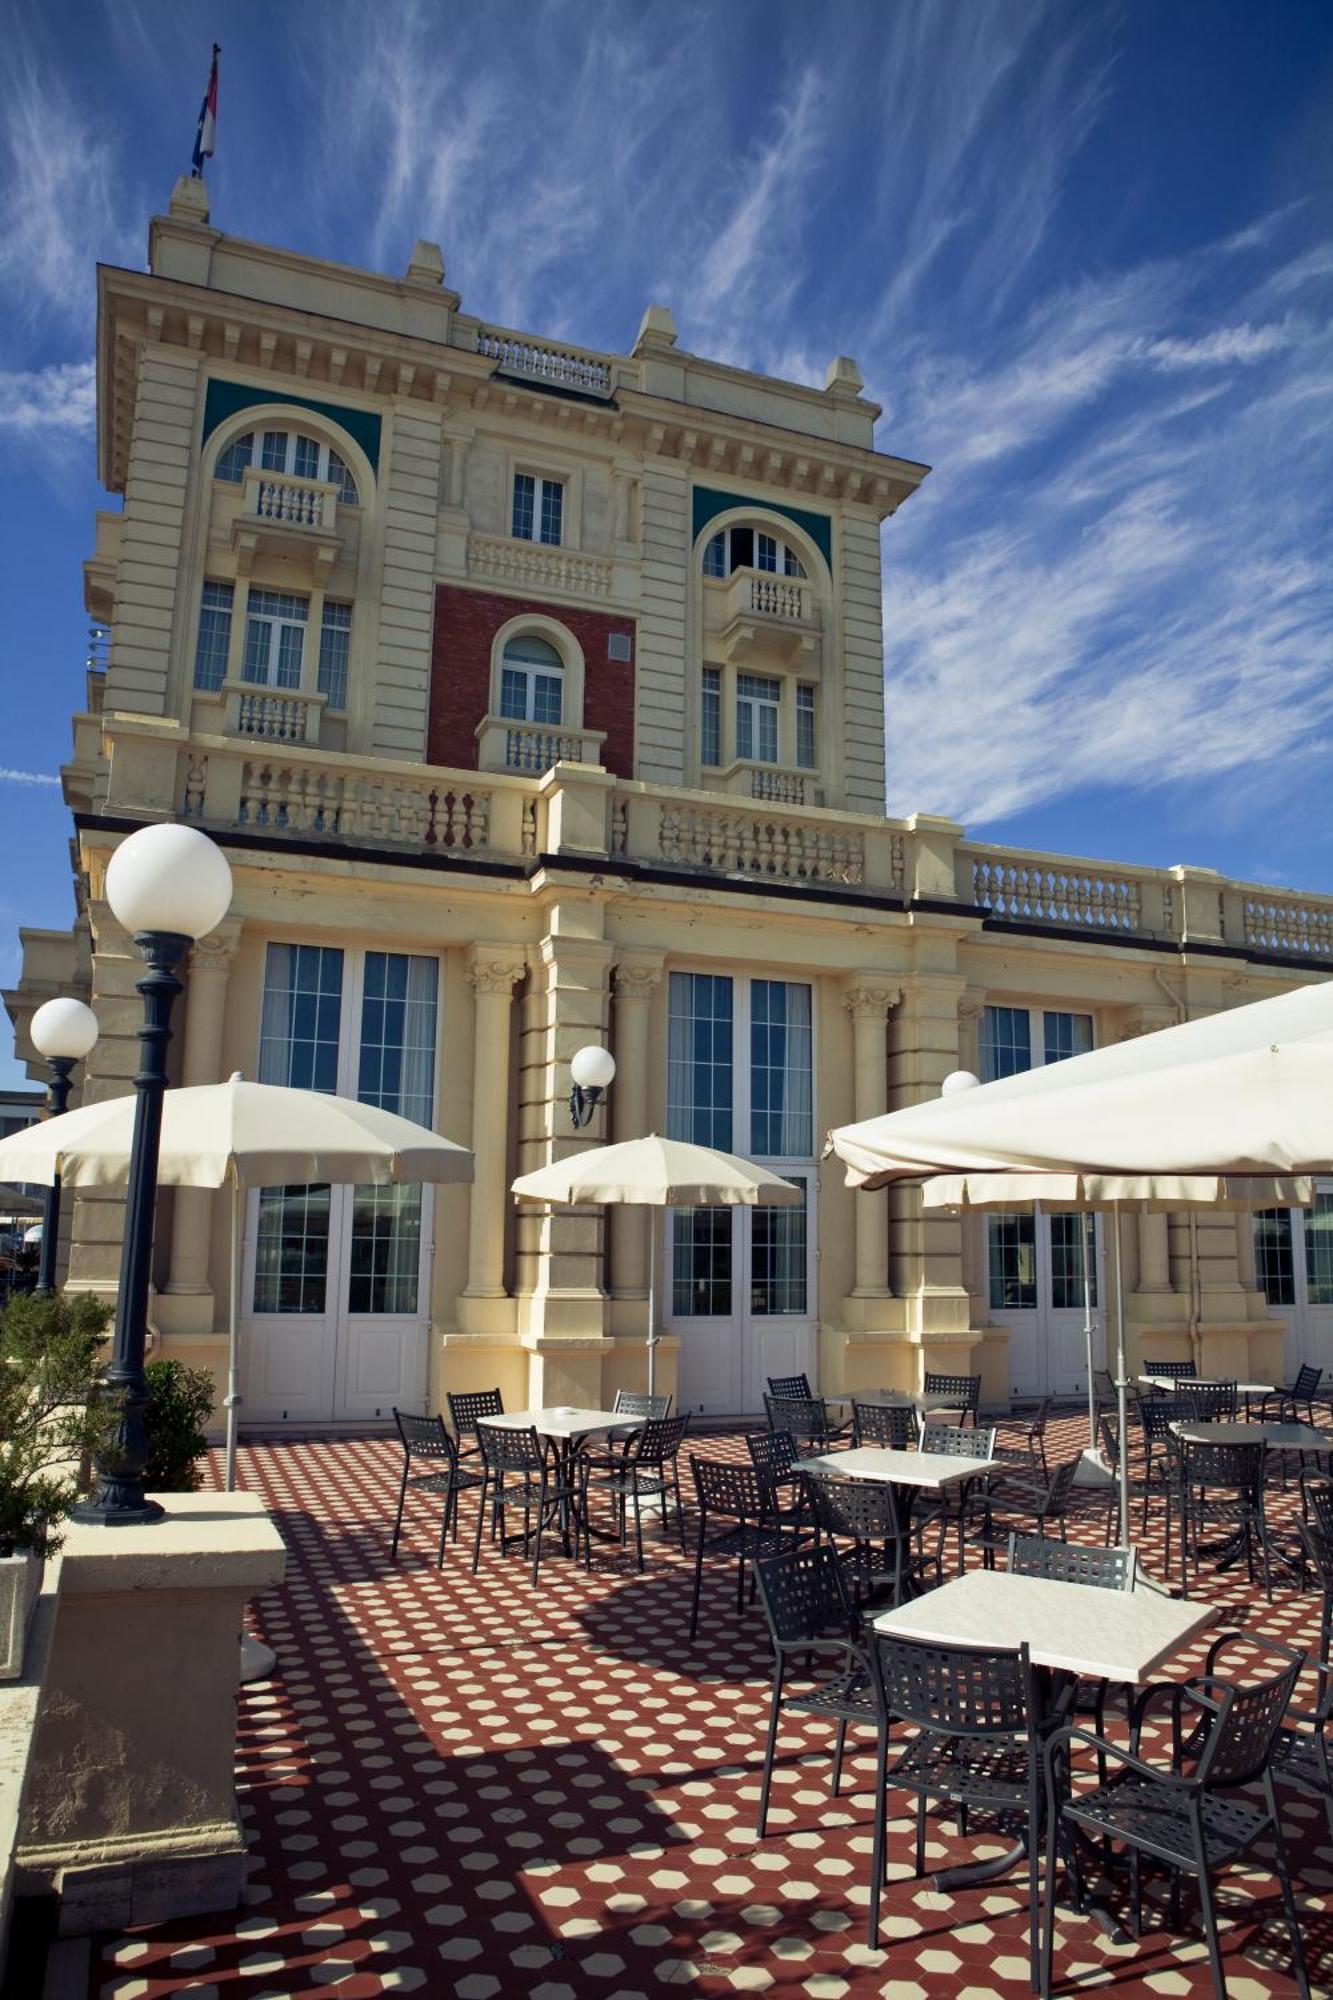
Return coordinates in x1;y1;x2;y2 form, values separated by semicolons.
428;584;636;778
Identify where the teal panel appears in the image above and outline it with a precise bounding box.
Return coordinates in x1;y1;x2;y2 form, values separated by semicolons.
202;379;381;473
691;485;832;568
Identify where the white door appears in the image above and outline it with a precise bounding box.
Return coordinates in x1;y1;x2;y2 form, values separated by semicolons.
1253;1187;1333;1379
242;944;439;1423
670;1171;817;1417
662;972;818;1417
987;1209;1101;1401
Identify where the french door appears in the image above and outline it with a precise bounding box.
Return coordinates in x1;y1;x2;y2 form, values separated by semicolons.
663;973;817;1416
986;1209;1101;1401
1254;1187;1333;1378
241;944;439;1422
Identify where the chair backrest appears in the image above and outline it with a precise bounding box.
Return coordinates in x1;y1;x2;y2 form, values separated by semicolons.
478;1421;543;1474
807;1470;909;1543
753;1544;853;1650
767;1373;813;1401
613;1389;672;1421
394;1407;455;1465
1195;1636;1305;1789
764;1392;832;1442
448;1387;504;1440
691;1455;767;1523
1179;1380;1238;1422
873;1632;1035;1737
1139;1394;1188;1446
922;1371;981;1414
1093;1368;1117;1409
1293;1362;1323;1400
1144;1358;1196;1380
1307;1482;1333;1544
1007;1531;1136;1591
1298;1516;1333;1591
630;1414;690;1465
1034;1458;1080;1524
920;1423;996;1460
746;1429;800;1482
853;1400;916;1450
1097;1411;1119;1467
1180;1436;1266;1493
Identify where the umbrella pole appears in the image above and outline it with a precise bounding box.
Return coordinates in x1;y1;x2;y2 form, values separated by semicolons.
225;1174;240;1494
1083;1211;1097;1452
647;1207;658;1400
1113;1204;1130;1546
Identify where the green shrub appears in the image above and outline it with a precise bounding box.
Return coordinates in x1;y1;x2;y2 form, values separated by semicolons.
143;1358;216;1492
0;1291;116;1558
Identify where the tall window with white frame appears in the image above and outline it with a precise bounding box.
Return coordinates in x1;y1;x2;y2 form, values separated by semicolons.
243;589;308;688
700;668;721;768
512;472;564;546
499;634;564;723
193;581;234;691
215;429;359;506
796;683;816;770
736;673;781;765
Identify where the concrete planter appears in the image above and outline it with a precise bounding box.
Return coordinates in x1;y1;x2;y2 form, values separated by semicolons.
0;1552;43;1682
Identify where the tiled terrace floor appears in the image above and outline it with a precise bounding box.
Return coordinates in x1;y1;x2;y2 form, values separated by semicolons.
95;1413;1333;1999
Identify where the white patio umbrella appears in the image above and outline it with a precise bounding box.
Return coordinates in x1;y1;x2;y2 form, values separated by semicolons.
511;1135;802;1397
0;1075;474;1489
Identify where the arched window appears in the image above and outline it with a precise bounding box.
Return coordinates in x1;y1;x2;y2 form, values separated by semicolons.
214;428;359;506
703;526;805;578
499;634;564;725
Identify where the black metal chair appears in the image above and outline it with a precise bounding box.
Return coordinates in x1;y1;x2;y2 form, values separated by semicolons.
922;1370;982;1426
767;1372;814;1401
1179;1379;1239;1423
578;1388;672;1475
389;1409;484;1564
1216;1595;1333;1846
852;1400;917;1450
805;1469;941;1616
1143;1357;1198;1385
581;1414;690;1568
1260;1361;1325;1426
1093;1367;1118;1414
751;1545;883;1838
960;1458;1085;1570
915;1423;997;1571
688;1457;800;1641
447;1386;504;1462
989;1397;1051;1486
763;1392;850;1451
1177;1435;1271;1600
1041;1632;1311;2000
870;1632;1045;1973
745;1429;810;1530
1007;1529;1136;1590
470;1422;578;1584
1136;1394;1189;1563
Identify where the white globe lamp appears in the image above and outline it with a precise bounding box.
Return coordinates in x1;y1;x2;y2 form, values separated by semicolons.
105;821;233;941
31;996;99;1061
941;1069;981;1097
570;1045;616;1128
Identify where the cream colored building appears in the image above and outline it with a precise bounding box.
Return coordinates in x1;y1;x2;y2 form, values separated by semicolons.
8;177;1333;1423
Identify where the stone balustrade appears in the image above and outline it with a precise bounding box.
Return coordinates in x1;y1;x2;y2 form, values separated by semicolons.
965;847;1165;934
224;683;322;745
466;533;613;600
475;327;619;397
475;717;607;777
241;467;337;532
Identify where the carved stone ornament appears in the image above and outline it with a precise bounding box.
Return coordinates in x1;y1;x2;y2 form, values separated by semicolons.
842;980;900;1021
468;952;526;997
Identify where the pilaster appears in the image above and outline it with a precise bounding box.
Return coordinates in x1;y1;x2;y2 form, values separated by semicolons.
608;951;665;1334
158;920;242;1338
838;975;899;1331
456;945;527;1338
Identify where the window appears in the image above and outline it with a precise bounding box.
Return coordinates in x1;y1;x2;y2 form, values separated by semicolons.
673;1207;732;1316
989;1213;1037;1310
1050;1213;1098;1309
1254;1209;1295;1306
980;1005;1092;1082
193;580;234;691
499;634;564;724
750;980;812;1156
736;673;781;764
1044;1011;1095;1064
214;429;359;504
258;943;344;1094
1257;1190;1333;1309
796;683;816;769
512;472;563;546
701;668;721;767
243;588;308;688
702;525;805;578
318;601;351;710
667;973;734;1149
752;1178;808;1314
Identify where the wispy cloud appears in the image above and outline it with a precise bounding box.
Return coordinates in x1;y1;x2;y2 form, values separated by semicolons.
0;769;59;788
0;361;96;434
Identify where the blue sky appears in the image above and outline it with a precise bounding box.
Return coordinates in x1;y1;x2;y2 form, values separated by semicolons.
1;0;1331;1087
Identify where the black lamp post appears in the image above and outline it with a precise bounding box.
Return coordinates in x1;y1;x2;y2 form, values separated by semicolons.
29;996;100;1292
74;822;233;1526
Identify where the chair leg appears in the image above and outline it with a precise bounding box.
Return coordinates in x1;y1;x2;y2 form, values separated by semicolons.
831;1717;847;1797
436;1490;450;1568
756;1664;784;1838
1193;1847;1228;2000
1039;1800;1060;1998
390;1465;410;1559
632;1481;645;1572
1264;1776;1312;2000
867;1721;888;1946
914;1790;926;1876
531;1476;545;1587
470;1472;490;1573
688;1528;707;1641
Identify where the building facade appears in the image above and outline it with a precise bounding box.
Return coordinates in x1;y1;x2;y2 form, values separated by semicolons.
8;176;1333;1423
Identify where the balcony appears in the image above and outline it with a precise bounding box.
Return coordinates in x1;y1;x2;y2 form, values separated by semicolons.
708;567;821;667
475;715;607;777
466;533;613;602
712;759;822;806
230;468;341;579
475;326;618;398
222;681;326;746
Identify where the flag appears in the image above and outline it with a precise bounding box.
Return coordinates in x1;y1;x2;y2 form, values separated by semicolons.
191;45;219;177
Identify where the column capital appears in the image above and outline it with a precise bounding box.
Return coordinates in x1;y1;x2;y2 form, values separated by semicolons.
467;944;527;997
188;917;243;977
614;951;666;1000
842;974;900;1021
